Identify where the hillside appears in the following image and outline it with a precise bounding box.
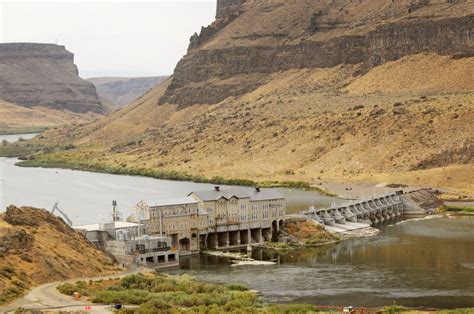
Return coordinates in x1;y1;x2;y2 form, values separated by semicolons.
88;76;168;109
0;100;99;134
0;206;118;305
29;0;474;195
0;43;103;132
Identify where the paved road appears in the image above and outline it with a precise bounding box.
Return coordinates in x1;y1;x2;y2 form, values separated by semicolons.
0;266;152;313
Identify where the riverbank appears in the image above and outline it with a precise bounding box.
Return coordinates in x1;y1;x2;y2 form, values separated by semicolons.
53;272;474;314
439;205;474;215
0;127;47;136
0;142;335;195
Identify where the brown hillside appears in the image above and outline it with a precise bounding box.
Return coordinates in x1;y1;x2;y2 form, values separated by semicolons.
0;100;99;133
0;206;118;304
30;0;474;195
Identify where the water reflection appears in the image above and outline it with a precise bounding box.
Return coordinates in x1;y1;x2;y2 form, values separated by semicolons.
169;216;474;308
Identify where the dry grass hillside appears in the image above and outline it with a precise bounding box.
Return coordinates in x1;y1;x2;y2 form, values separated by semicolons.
19;1;474;196
0;100;99;134
33;53;474;194
0;206;118;304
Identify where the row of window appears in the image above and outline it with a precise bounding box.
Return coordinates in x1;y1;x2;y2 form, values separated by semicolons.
208;211;283;224
208;203;284;213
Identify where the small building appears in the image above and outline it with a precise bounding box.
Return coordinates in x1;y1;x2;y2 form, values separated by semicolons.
73;221;178;268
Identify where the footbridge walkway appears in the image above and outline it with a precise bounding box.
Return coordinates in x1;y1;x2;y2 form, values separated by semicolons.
301;192;404;227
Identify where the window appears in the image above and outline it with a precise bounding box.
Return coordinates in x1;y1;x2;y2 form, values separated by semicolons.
252;213;257;221
240;204;246;210
263;212;269;219
272;211;277;218
252;204;258;211
207;207;213;213
241;214;247;221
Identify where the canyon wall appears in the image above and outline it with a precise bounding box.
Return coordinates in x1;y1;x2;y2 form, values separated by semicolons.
161;1;474;107
0;43;103;114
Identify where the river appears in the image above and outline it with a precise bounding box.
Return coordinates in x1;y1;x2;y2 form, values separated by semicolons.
173;216;474;309
1;134;473;309
0;133;39;143
0;158;340;225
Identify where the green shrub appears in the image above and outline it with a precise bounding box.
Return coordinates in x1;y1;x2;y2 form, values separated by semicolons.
57;283;77;296
380;305;406;313
226;283;249;291
263;303;319;314
0;286;24;305
57;281;90;296
439;205;474;213
91;289;150;305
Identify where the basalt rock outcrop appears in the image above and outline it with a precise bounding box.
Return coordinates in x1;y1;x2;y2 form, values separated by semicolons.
161;0;474;107
0;43;103;114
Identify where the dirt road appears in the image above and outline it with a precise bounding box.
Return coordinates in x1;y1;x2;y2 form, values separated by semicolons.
0;266;151;313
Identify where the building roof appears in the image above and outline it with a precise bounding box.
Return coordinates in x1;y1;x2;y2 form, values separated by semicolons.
73;223;101;232
190;187;285;202
145;196;199;208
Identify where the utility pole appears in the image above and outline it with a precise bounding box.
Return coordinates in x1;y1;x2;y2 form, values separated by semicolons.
159;207;163;238
0;178;4;211
0;160;4;211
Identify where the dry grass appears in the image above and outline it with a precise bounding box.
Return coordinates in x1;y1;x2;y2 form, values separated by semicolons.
346;54;474;95
32;54;474;195
0;206;118;304
0;100;99;132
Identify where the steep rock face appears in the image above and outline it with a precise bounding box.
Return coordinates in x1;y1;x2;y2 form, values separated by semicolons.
161;0;474;107
0;43;103;114
216;0;246;19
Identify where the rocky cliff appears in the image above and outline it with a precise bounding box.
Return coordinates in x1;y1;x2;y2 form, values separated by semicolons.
161;0;473;107
0;43;103;114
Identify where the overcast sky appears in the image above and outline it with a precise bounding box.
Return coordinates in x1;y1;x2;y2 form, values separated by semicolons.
0;0;215;78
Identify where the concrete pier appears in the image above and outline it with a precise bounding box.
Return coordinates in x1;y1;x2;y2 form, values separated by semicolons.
303;192;405;227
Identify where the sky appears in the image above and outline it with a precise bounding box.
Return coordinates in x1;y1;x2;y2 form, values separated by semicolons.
0;0;215;78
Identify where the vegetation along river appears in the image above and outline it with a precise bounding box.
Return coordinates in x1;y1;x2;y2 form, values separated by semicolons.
1;134;473;309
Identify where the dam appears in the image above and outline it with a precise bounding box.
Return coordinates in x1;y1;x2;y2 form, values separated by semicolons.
300;189;434;233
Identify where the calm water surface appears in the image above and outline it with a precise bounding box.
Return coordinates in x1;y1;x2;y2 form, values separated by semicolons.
172;216;474;309
0;157;338;224
0;133;39;143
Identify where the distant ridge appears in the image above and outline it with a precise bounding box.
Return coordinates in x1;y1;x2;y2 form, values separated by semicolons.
88;76;168;109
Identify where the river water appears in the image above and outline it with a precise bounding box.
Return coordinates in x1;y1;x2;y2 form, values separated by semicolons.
1;134;473;308
173;216;474;309
0;158;339;225
0;133;38;143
